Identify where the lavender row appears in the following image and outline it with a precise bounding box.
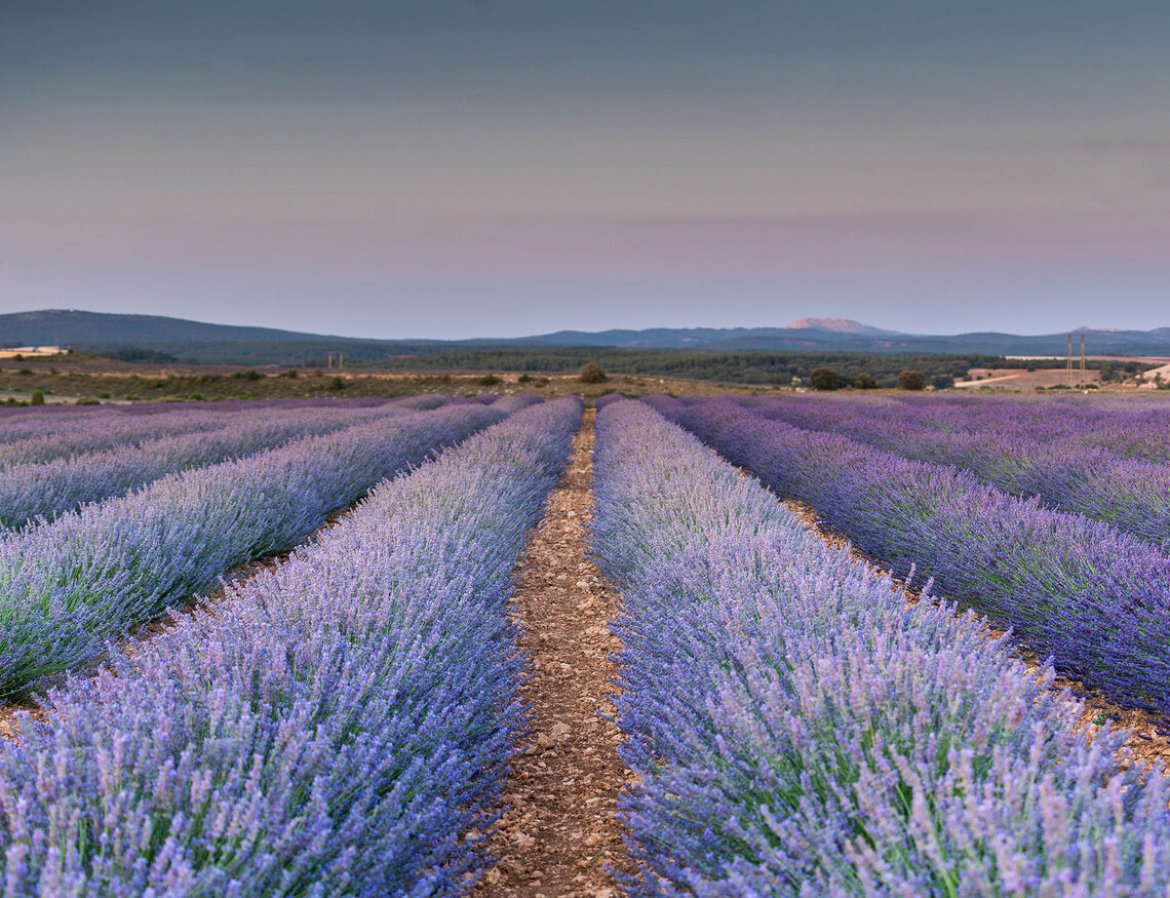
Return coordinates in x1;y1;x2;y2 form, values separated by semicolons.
0;397;427;469
0;401;513;697
736;394;1170;545
750;392;1170;464
592;399;1170;896
888;392;1170;460
0;402;442;529
0;413;226;468
651;396;1170;716
0;395;411;428
0;397;581;896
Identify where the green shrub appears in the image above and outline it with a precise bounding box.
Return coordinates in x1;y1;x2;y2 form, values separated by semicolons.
810;367;847;391
579;363;607;384
852;373;878;389
478;374;500;386
897;370;927;390
30;390;45;406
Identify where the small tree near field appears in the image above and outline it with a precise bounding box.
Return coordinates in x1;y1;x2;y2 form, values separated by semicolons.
852;373;878;389
897;370;926;390
579;363;607;384
810;367;847;391
30;390;45;406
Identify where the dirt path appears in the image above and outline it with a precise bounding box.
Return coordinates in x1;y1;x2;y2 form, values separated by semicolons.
478;409;630;897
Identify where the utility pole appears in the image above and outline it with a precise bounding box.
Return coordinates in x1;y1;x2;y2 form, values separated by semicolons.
339;353;345;371
1067;335;1073;388
1080;335;1086;386
327;352;333;370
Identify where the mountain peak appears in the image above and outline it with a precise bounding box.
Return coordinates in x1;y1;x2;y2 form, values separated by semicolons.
783;317;894;336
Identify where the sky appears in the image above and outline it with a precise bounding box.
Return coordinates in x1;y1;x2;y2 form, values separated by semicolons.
2;0;1169;339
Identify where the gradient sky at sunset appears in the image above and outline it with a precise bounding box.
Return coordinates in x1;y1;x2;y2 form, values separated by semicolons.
3;1;1169;339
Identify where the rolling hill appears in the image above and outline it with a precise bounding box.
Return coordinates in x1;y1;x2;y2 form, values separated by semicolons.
2;309;1168;365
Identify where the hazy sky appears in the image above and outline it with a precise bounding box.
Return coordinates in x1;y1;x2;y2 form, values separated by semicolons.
3;1;1169;339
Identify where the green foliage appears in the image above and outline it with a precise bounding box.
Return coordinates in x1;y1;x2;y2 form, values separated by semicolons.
98;347;178;363
810;367;847;391
477;374;501;386
579;363;607;384
29;390;45;406
897;370;927;390
328;377;347;391
371;347;1018;386
852;373;878;389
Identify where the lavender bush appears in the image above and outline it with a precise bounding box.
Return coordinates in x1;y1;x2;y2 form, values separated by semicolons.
0;401;511;697
651;396;1170;715
593;399;1170;896
736;394;1170;547
0;397;427;468
0;396;581;896
0;412;226;467
0;402;433;528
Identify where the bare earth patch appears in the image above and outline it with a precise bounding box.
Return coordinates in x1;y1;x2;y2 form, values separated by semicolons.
477;409;631;897
956;367;1102;390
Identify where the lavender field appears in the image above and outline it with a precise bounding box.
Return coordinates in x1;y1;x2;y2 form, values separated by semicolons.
0;392;1169;896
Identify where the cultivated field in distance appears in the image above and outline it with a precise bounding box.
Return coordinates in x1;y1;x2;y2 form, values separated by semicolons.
0;388;1169;894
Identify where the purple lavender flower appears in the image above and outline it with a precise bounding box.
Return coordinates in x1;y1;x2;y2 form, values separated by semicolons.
0;396;581;895
652;395;1170;716
592;399;1170;896
0;399;525;697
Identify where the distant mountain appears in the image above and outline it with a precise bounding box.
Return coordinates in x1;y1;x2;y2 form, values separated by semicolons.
0;309;339;345
0;309;442;366
512;319;904;349
514;322;1170;355
783;317;902;336
2;309;1169;364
